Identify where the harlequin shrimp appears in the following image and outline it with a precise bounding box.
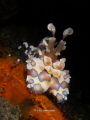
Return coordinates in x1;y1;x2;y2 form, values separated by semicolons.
8;23;73;103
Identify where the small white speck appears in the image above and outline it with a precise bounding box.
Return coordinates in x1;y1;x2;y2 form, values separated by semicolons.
18;46;22;49
7;54;11;57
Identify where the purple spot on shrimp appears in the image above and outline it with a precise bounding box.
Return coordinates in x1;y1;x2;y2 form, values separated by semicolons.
27;69;38;77
38;70;51;82
33;84;44;93
31;60;36;66
50;77;60;91
61;81;69;89
28;79;34;84
56;93;63;103
62;91;68;96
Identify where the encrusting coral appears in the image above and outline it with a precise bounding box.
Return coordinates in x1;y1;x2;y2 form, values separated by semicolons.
0;97;21;120
0;56;66;120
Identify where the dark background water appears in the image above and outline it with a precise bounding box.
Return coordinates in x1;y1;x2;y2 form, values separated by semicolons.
0;0;89;105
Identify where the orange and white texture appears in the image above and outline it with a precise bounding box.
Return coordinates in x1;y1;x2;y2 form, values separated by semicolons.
26;23;73;103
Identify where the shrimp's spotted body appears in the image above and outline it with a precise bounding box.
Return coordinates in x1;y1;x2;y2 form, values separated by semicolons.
25;23;73;103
